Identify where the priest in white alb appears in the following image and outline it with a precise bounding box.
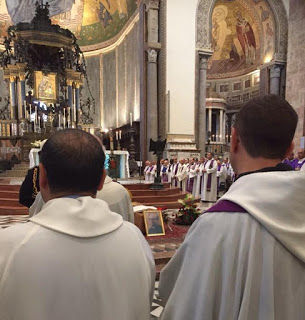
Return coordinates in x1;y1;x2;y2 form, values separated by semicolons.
200;152;218;202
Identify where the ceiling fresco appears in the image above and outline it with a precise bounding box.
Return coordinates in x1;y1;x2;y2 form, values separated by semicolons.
0;0;140;49
208;0;275;79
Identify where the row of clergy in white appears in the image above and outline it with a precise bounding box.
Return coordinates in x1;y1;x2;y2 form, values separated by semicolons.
143;154;234;202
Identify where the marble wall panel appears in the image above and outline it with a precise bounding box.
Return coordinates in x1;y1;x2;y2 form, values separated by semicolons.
117;39;127;127
103;51;117;129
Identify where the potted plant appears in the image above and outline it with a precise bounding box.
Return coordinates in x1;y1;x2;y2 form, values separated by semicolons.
174;194;201;225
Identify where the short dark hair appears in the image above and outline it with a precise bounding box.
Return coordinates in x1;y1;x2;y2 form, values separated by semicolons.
234;95;298;159
40;129;105;194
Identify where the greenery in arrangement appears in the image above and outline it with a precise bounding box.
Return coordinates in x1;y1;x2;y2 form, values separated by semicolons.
174;194;202;225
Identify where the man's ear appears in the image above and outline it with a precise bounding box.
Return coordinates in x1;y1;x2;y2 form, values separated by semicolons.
230;127;239;154
284;141;294;159
39;163;50;202
97;168;107;191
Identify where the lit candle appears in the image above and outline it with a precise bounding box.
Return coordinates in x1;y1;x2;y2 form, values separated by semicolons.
38;116;41;128
116;131;118;140
130;112;133;126
119;130;122;140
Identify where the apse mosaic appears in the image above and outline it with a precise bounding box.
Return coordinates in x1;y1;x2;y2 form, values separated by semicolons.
0;0;140;49
208;0;275;79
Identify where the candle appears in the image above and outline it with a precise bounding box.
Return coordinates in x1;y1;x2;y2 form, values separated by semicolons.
119;130;122;140
58;114;61;127
116;131;118;140
35;106;37;124
29;105;32;121
38;116;41;128
130;112;133;126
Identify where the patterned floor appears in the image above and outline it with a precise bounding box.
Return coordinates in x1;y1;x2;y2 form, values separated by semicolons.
151;281;163;319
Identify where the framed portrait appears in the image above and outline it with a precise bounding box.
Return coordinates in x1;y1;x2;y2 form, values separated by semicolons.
144;210;165;237
34;71;57;101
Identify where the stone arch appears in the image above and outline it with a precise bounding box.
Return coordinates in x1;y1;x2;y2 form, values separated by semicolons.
196;0;288;61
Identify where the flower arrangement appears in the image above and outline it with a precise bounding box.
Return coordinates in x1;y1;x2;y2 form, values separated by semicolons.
174;193;201;225
31;140;43;148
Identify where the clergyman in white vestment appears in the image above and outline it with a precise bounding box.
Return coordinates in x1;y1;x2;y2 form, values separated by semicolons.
159;95;305;320
0;129;155;320
200;152;218;202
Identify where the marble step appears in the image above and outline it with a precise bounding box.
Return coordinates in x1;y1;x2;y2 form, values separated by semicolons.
0;198;24;207
0;206;29;215
0;185;20;192
132;193;187;203
130;188;180;197
124;183;171;191
0;191;19;199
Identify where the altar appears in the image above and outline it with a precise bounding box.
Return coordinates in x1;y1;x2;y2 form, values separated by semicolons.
29;148;130;179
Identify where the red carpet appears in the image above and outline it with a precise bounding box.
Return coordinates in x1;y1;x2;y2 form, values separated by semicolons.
145;222;190;244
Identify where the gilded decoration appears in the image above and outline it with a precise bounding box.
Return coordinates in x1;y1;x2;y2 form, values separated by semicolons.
0;0;140;50
196;0;288;78
207;0;276;79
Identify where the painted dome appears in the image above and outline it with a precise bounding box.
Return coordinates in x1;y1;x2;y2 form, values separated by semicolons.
0;0;140;51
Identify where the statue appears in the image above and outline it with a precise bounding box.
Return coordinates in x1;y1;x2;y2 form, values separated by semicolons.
149;135;167;190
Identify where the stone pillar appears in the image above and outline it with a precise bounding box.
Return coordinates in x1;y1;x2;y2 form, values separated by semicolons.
147;48;158;144
198;54;211;156
208;108;212;134
145;0;160;159
219;109;223;143
75;83;80;125
222;111;226;144
146;0;159;44
20;75;26;119
269;64;282;96
9;76;17;120
67;80;73;109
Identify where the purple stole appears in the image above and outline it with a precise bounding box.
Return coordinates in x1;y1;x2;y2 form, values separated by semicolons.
200;160;214;193
173;163;179;187
206;160;215;192
162;166;168;182
205;200;247;214
296;159;305;170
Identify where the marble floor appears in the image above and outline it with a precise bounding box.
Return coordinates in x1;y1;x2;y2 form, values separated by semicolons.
151;281;163;319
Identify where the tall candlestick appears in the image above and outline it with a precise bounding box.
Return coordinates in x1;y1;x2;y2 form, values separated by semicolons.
38;116;41;128
35;106;37;124
59;114;61;127
30;105;32;121
116;131;118;140
130;112;133;126
119;130;122;140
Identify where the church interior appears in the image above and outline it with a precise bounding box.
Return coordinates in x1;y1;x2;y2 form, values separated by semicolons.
0;0;304;318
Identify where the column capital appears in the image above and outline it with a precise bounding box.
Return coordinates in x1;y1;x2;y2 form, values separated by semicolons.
144;0;159;11
269;64;283;79
147;48;158;63
198;51;212;70
19;74;25;81
67;80;73;86
10;76;16;82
